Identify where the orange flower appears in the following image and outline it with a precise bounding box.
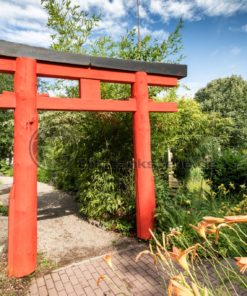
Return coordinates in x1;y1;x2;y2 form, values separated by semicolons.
167;275;208;296
190;222;208;239
166;228;182;244
103;254;113;270
235;257;247;274
203;215;247;225
203;216;225;224
190;222;217;239
96;274;105;286
194;215;247;243
167;245;199;272
215;223;231;243
224;215;247;224
167;275;194;296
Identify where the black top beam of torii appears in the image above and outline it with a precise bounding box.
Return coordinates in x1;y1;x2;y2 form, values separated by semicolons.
0;40;187;79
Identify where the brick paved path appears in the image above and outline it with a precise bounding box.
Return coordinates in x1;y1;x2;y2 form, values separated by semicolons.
26;246;247;296
27;246;165;296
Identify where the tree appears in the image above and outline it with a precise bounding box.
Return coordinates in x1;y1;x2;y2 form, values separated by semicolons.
41;0;100;53
194;75;247;149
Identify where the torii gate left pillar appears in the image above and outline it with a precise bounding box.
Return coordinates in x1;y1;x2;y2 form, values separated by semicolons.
8;58;38;277
0;40;187;278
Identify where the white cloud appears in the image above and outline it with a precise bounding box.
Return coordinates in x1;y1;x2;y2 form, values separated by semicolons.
7;20;45;31
0;0;49;46
0;1;47;24
149;0;195;21
195;0;246;16
139;5;147;18
149;0;247;21
242;24;247;32
231;46;241;55
1;28;51;47
95;19;128;38
152;29;169;40
177;80;205;97
78;0;126;18
135;26;169;40
162;0;195;21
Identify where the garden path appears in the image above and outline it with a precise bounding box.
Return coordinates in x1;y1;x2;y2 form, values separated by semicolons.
0;176;138;265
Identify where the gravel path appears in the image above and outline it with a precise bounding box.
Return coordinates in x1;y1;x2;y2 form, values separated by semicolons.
0;176;138;265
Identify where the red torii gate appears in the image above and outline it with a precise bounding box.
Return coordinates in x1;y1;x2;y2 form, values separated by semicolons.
0;40;187;277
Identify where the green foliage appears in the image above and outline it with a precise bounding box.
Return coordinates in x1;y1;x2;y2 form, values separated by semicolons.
186;167;210;198
113;19;184;63
0;204;8;216
151;98;231;180
0;74;14;165
195;75;247;149
38;97;229;232
41;0;100;53
38;112;135;232
227;194;247;215
203;149;247;194
0;160;13;176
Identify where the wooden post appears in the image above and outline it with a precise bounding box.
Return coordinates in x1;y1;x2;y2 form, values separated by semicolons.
8;57;38;277
132;72;156;239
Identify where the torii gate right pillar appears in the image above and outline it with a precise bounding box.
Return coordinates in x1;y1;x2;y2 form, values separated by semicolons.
133;72;155;239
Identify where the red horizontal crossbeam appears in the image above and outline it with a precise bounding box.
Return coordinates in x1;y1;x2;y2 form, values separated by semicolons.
0;92;177;112
149;101;177;112
37;63;178;86
38;96;137;111
0;58;16;73
0;92;15;108
0;58;177;87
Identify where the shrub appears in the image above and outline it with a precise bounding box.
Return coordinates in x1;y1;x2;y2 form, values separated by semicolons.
0;160;13;176
203;149;247;194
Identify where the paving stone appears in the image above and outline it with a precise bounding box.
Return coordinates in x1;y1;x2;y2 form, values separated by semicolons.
38;285;48;296
54;280;64;292
58;291;67;296
51;272;61;282
64;282;74;294
84;286;95;296
36;277;46;287
45;278;55;289
47;288;58;296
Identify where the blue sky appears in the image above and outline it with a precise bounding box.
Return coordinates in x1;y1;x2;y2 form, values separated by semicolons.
0;0;247;96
